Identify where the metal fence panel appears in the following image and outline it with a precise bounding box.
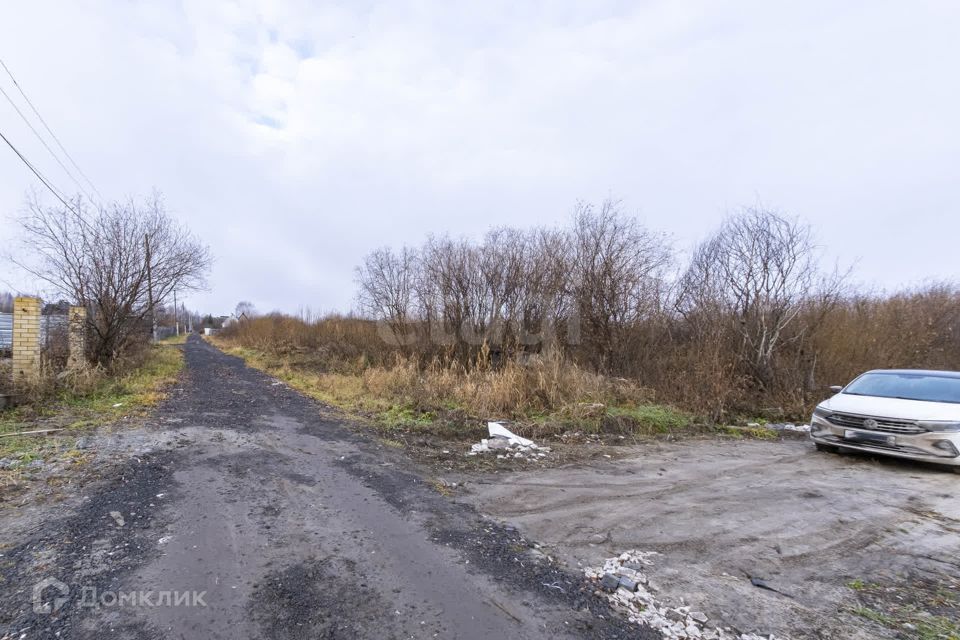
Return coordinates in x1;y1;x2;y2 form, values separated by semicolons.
0;312;11;350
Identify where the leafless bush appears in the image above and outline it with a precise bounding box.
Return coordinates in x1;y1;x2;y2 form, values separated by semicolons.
13;193;211;366
671;207;845;414
569;200;671;371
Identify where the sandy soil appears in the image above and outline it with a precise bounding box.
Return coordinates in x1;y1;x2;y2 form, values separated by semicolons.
459;438;960;639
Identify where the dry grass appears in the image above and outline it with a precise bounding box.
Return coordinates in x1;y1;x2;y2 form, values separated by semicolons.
361;349;651;418
213;329;691;437
220;285;960;429
0;341;185;460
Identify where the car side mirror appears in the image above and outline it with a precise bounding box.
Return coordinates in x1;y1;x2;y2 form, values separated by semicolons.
829;385;843;393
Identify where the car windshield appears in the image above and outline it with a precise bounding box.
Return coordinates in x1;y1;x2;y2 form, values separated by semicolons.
843;372;960;404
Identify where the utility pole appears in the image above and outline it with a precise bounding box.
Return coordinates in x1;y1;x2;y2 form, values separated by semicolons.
173;289;179;336
144;234;156;342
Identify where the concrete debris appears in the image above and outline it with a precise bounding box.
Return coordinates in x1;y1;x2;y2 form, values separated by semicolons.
488;422;533;447
618;575;640;592
585;551;786;640
109;511;126;527
467;422;551;460
766;422;811;433
600;573;621;591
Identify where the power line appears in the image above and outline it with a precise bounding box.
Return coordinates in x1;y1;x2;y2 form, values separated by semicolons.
0;83;98;205
0;127;76;212
0;58;104;202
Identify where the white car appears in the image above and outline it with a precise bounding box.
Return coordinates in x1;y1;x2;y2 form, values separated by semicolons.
810;369;960;468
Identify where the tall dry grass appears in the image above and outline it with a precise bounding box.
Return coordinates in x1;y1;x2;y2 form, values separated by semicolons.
221;316;658;421
362;349;651;418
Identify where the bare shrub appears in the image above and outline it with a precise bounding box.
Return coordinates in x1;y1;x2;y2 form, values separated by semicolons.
220;313;389;373
673;207;844;414
812;284;960;384
355;246;418;348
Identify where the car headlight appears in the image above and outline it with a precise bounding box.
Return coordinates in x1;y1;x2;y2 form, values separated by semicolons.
812;406;831;419
918;421;960;432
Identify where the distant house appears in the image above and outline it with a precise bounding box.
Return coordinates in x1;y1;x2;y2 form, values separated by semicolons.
222;312;248;329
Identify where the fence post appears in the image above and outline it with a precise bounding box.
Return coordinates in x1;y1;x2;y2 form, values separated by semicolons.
68;306;88;369
12;296;42;387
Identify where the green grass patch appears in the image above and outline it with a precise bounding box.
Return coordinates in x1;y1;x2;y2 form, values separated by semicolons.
852;606;895;626
606;404;691;432
851;606;960;639
376;405;436;428
716;425;779;440
847;577;960;639
848;579;867;591
0;342;184;459
915;616;960;640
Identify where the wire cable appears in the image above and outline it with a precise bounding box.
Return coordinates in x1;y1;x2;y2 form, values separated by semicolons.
0;58;104;202
0;82;98;205
0;127;76;212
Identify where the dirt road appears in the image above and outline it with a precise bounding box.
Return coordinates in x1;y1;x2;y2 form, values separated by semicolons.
0;337;647;640
462;439;960;639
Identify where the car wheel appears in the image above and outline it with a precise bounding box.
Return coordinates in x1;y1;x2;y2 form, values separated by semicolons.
815;443;839;454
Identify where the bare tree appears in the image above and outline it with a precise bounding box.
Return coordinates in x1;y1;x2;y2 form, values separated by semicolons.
569;200;671;371
677;206;842;389
516;227;573;348
14;193;212;365
355;246;418;346
416;236;482;354
234;301;257;318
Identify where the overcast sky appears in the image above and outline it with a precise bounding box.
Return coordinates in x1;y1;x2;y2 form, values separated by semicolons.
1;0;957;315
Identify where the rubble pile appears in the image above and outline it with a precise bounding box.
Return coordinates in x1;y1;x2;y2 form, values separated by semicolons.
586;551;783;640
468;422;551;460
748;422;811;433
773;423;811;433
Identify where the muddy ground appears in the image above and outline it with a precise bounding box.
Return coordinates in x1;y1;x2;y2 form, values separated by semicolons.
458;439;960;639
0;336;649;640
